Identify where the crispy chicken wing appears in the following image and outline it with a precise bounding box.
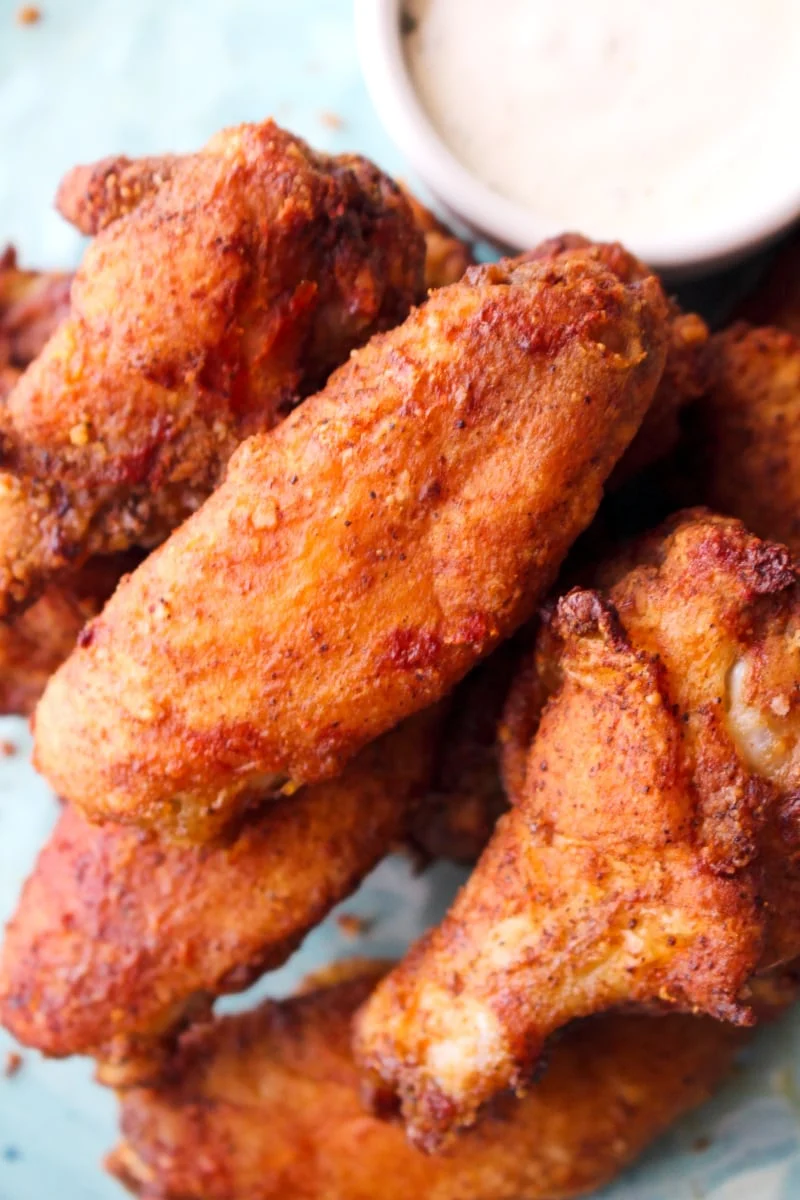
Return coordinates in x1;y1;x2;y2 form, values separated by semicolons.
355;512;800;1148
0;120;424;616
33;250;669;840
108;964;756;1200
0;712;438;1082
56;158;470;294
686;324;800;555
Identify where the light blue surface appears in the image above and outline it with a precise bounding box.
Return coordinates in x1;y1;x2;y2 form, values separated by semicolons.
0;2;799;1196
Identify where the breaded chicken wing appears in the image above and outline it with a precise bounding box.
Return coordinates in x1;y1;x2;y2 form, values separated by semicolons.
33;250;669;840
0;121;424;616
56;157;470;294
355;512;800;1148
0;711;438;1082
687;324;800;555
108;963;785;1200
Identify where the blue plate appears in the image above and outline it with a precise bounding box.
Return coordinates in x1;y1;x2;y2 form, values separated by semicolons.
1;2;799;1195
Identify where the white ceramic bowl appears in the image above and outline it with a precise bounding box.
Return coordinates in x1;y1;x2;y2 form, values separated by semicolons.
354;0;800;279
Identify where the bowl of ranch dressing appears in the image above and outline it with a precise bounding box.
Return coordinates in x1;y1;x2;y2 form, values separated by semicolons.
354;0;800;277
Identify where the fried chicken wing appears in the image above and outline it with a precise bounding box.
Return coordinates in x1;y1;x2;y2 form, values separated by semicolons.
686;324;800;555
0;121;424;616
0;711;438;1082
56;158;470;294
355;512;800;1148
32;250;669;840
108;964;753;1200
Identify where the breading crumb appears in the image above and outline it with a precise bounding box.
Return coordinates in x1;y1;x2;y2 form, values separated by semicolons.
3;1052;22;1078
337;913;373;939
0;740;15;757
319;110;344;131
16;5;41;25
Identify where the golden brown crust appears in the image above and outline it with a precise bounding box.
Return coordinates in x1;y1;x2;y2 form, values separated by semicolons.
0;249;121;711
0;711;439;1078
519;234;710;486
687;324;800;555
355;512;800;1148
55;154;181;235
0;121;425;616
109;965;750;1200
33;249;669;839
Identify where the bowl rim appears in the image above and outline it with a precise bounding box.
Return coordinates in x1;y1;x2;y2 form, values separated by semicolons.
354;0;800;277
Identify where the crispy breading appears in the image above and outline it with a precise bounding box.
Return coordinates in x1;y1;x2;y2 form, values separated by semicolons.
521;234;710;486
355;512;800;1148
0;121;424;616
55;154;181;236
0;252;130;712
686;324;800;555
0;711;438;1081
108;964;753;1200
32;250;669;840
57;161;471;293
0;246;71;369
401;189;474;289
736;230;800;337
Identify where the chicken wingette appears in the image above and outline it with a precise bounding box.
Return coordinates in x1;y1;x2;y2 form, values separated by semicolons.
356;511;800;1148
0;712;438;1083
33;248;669;840
108;963;763;1200
0;120;424;616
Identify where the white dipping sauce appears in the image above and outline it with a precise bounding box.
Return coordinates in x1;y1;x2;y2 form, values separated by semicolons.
404;0;800;248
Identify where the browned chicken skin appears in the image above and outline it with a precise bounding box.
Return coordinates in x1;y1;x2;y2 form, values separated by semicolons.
355;512;800;1149
56;157;470;294
0;120;425;616
32;248;669;840
521;234;710;486
108;964;757;1200
687;324;800;555
0;249;137;712
0;711;439;1082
